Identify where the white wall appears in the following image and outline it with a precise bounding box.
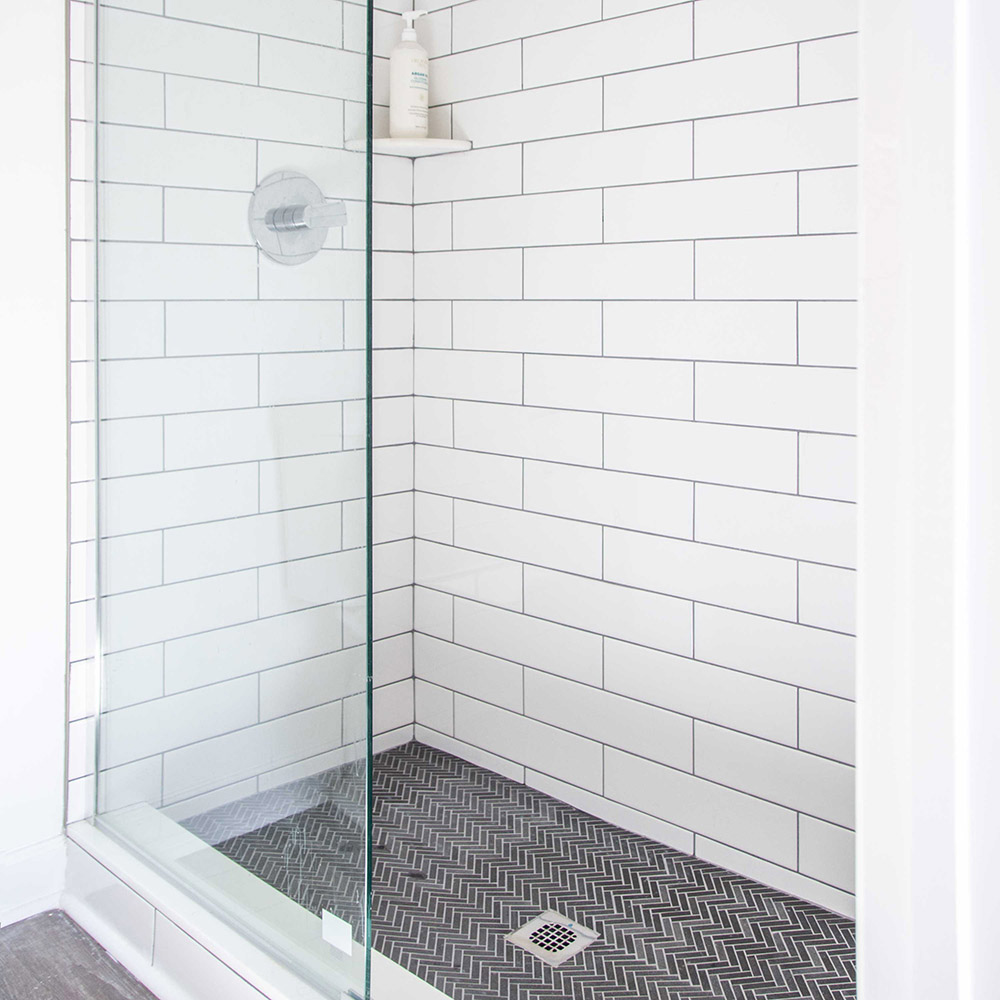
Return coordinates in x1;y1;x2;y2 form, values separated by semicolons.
409;0;858;915
0;0;69;921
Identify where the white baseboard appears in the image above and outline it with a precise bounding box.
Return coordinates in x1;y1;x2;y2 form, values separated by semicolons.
0;835;66;927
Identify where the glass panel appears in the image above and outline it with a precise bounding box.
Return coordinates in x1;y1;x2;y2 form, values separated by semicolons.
90;1;373;995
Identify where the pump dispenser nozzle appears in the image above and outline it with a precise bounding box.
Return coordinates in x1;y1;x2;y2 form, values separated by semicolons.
401;9;428;39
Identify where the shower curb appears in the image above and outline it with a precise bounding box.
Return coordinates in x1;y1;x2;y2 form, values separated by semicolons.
63;822;449;1000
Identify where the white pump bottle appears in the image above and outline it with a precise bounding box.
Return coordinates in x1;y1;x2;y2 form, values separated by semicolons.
389;10;430;139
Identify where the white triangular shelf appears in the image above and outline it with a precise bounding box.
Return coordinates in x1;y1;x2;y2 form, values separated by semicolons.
346;138;473;157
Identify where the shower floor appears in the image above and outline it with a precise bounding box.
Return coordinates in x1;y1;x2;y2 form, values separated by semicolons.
183;742;856;1000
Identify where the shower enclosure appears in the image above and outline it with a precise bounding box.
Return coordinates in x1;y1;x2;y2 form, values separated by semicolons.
82;1;375;995
70;2;859;998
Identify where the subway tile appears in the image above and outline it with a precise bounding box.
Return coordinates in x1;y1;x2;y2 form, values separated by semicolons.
414;349;522;403
98;184;163;242
454;401;603;466
102;645;164;714
696;484;857;567
454;500;603;577
523;123;692;194
452;301;602;355
798;301;858;367
604;638;798;745
101;244;257;301
260;647;365;721
415;145;523;204
606;173;797;243
800;816;855;892
102;570;258;653
163;188;253;246
162;703;342;803
164;403;343;469
101;417;164;478
415;680;454;736
799;433;857;502
416;727;525;784
605;415;798;493
259;142;370;204
454;696;604;793
101;7;258;83
98;66;163;128
452;0;603;51
605;46;797;130
258;547;366;616
259;450;366;512
415;446;522;508
696;101;858;178
100;124;257;190
416;634;522;712
259;351;367;406
260;249;370;301
524;462;693;539
524;242;693;300
606;748;798;866
605;527;798;620
524;356;693;419
453;80;602;148
164;506;342;584
414;301;452;349
694;0;858;58
415;491;453;545
800;33;858;105
696;604;854;698
453;598;604;688
102;357;258;419
527;770;694;855
525;566;692;656
100;533;163;597
603;301;797;363
799;564;856;634
696;837;855;916
695;722;854;827
100;301;165;360
166;76;343;147
102;464;258;536
414;203;452;252
415;540;523;612
259;37;366;102
526;670;693;772
165;604;342;693
414;586;454;641
454;191;603;250
799;167;858;235
167;301;344;356
375;633;415;690
431;42;521;105
799;691;856;765
523;6;692;88
164;0;343;46
696;236;857;301
416;250;523;300
101;677;257;770
415;397;454;447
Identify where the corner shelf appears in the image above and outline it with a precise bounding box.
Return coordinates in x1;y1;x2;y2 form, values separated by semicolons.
346;138;473;158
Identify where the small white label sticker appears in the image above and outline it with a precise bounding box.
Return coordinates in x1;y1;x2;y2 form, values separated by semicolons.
322;910;354;956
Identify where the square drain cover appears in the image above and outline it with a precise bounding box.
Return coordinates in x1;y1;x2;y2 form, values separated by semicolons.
505;910;599;968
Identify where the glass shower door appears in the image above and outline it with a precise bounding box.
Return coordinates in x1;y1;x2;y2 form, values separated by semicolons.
88;1;373;995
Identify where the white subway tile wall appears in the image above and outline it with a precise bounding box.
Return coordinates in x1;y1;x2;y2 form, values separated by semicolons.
411;0;857;914
68;0;858;920
67;1;416;817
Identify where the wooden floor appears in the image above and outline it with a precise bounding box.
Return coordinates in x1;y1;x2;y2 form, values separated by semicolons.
0;911;157;1000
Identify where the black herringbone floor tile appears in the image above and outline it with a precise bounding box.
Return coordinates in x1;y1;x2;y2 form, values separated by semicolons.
182;742;855;1000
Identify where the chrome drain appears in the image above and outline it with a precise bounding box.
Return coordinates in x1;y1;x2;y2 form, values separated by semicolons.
505;910;599;967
